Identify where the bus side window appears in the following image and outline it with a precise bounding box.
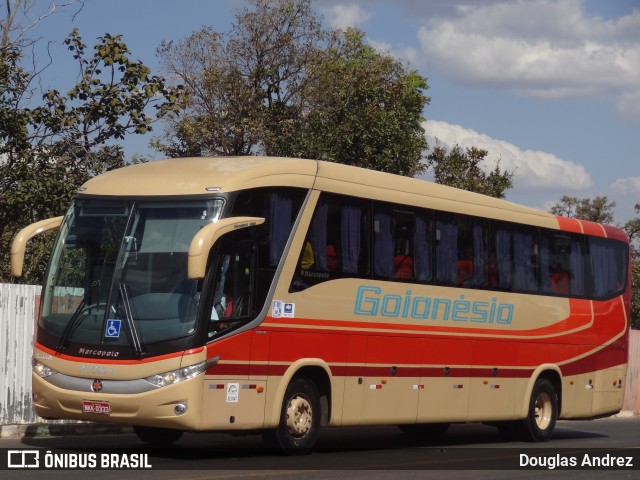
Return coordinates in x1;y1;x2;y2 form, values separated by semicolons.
291;194;369;291
207;233;256;338
540;232;583;297
589;237;627;299
435;213;488;288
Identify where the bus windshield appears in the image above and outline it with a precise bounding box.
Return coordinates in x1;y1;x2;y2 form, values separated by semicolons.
40;198;224;353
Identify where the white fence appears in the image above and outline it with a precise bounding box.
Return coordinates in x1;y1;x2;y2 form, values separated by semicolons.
1;283;639;425
1;284;41;424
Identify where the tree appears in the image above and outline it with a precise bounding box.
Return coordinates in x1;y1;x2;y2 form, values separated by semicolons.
156;0;325;158
624;203;640;254
300;28;428;176
624;203;640;329
550;195;616;224
155;0;429;177
425;143;514;198
0;30;182;283
1;0;82;52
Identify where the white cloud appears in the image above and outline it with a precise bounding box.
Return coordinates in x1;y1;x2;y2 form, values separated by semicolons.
422;120;592;193
414;0;640;122
368;38;419;65
611;177;640;196
324;4;373;30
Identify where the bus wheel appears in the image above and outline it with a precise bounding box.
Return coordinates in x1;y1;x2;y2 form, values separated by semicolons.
264;376;320;455
519;378;558;442
133;426;183;445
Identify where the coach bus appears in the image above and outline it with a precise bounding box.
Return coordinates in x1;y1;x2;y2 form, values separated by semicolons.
12;156;630;453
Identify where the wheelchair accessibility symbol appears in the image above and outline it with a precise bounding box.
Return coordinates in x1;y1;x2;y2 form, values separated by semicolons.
105;319;121;338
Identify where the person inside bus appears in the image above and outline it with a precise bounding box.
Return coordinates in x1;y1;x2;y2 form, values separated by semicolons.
549;262;570;294
326;244;338;272
393;244;414;280
300;240;315;269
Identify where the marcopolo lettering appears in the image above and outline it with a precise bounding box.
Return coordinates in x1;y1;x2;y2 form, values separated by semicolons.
354;286;514;324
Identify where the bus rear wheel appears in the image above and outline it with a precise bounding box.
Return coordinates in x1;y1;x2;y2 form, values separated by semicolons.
133;425;183;445
518;378;558;442
263;376;320;455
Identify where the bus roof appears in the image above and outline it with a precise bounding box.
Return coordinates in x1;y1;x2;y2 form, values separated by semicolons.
77;156;605;232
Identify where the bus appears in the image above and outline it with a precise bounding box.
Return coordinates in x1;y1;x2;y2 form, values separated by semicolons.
12;156;630;453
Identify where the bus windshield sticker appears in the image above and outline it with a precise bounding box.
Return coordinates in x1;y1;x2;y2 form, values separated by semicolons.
105;319;122;338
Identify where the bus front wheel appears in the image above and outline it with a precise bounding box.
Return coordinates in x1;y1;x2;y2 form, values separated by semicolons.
519;378;558;442
263;375;320;455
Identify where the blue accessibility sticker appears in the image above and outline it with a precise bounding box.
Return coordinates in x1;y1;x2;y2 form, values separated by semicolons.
105;319;122;338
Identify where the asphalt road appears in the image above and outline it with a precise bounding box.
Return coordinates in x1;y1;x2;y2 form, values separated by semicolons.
1;417;639;479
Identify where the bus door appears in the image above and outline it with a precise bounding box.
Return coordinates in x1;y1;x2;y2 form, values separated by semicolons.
200;227;268;430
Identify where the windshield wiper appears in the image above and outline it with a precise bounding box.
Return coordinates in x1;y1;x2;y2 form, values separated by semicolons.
55;297;87;352
119;282;145;358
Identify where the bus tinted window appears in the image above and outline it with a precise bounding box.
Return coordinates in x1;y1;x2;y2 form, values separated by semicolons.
589;237;627;299
435;213;488;288
290;192;627;302
488;223;539;294
540;232;584;296
231;187;306;268
373;204;420;281
293;193;370;289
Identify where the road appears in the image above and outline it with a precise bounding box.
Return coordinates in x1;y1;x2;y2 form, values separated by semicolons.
1;417;638;479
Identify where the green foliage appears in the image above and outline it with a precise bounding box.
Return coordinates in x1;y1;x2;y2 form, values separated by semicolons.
0;30;183;284
156;0;429;177
300;29;428;176
425;143;514;198
624;203;640;329
624;203;640;255
549;195;616;224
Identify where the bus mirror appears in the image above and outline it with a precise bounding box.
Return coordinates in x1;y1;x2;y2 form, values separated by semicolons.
187;216;265;279
11;216;64;277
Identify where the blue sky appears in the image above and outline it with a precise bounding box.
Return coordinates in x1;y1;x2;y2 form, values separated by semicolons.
25;0;640;223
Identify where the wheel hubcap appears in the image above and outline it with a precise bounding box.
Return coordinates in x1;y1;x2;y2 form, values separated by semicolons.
286;394;312;438
534;391;552;430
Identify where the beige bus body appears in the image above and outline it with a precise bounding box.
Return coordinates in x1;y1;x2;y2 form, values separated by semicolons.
15;157;629;440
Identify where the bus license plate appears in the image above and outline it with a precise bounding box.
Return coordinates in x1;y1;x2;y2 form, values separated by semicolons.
82;400;111;415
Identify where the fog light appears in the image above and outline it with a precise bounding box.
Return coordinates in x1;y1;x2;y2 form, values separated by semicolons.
174;403;188;415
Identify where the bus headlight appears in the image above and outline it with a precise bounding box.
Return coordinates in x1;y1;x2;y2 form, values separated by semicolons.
145;361;206;388
33;359;57;378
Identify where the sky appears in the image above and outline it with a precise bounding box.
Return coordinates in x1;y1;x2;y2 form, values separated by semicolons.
23;0;640;223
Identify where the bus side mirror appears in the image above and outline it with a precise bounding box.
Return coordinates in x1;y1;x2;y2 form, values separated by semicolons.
11;216;64;277
187;217;265;279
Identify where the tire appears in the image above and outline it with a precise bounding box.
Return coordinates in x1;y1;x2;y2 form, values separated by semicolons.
518;378;558;442
398;422;450;439
263;376;321;455
133;425;183;445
